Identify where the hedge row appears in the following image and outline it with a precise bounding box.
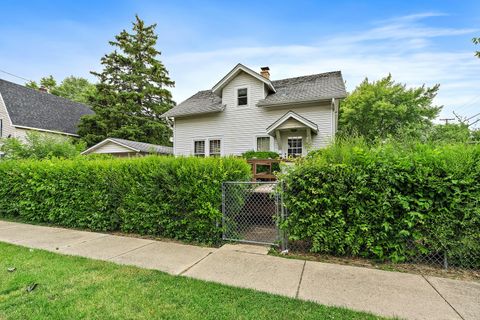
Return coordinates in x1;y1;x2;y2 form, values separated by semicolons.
0;156;251;244
282;141;480;266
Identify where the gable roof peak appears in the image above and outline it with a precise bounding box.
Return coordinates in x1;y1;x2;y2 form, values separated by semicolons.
211;63;276;96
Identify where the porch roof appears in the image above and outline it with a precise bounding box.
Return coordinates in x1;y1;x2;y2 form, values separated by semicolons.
265;110;318;135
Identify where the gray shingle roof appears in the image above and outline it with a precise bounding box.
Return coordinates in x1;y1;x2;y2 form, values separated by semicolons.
162;70;346;118
162;90;224;118
109;138;173;154
0;79;94;135
257;71;347;106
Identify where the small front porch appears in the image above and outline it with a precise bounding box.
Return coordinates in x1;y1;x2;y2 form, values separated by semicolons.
266;110;318;158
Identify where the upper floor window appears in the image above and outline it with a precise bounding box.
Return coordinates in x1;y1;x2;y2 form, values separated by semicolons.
237;88;248;106
194;140;205;157
209;139;221;157
256;136;270;152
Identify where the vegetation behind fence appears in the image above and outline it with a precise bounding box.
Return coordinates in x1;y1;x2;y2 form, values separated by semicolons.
0;156;251;244
281;140;480;268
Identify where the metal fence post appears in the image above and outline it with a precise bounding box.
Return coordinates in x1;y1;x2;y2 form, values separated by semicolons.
221;182;226;240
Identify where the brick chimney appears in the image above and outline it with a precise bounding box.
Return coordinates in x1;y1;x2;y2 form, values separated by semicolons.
260;66;270;79
39;85;49;93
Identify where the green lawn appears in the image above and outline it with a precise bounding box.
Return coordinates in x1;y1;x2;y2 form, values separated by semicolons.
0;242;385;320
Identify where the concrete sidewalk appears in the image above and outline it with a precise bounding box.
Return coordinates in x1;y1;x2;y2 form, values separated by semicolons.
1;220;478;320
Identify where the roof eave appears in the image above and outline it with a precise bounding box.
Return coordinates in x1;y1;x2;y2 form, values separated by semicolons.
81;138;140;155
212;64;276;96
162;105;226;119
258;96;346;108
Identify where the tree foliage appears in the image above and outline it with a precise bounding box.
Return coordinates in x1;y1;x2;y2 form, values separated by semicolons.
283;139;480;266
78;15;175;147
26;76;96;104
426;123;471;143
339;75;442;142
0;157;251;244
474;37;480;58
0;132;85;160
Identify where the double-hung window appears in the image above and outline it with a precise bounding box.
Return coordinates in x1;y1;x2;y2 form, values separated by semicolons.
237;88;248;106
256;136;270;152
287;137;303;158
194;140;205;157
209;139;221;157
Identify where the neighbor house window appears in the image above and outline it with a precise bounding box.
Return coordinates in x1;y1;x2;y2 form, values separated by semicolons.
194;140;205;157
256;137;270;152
237;88;248;106
287;137;303;158
209;139;221;157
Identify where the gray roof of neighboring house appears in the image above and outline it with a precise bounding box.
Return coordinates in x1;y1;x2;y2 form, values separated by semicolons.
162;70;346;118
0;79;94;135
162;90;224;118
107;138;173;154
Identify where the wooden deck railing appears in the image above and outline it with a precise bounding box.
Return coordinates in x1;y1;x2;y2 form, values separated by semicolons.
247;159;282;181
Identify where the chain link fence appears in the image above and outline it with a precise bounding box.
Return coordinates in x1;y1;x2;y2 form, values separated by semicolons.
222;181;285;246
222;182;479;276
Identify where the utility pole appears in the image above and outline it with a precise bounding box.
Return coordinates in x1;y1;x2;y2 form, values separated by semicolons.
439;118;455;125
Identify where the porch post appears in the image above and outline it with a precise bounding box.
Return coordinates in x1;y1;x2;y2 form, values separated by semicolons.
275;130;282;150
306;128;312;144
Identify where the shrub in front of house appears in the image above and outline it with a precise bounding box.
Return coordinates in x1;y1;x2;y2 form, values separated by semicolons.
0;156;251;244
281;140;480;267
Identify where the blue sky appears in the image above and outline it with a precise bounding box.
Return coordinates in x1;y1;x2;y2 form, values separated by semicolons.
1;0;479;124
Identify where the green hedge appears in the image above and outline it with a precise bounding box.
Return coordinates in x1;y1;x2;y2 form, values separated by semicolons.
282;141;480;266
0;156;251;244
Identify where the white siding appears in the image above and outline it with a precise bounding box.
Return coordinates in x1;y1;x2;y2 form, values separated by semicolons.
0;93;18;140
174;71;334;157
88;141;135;154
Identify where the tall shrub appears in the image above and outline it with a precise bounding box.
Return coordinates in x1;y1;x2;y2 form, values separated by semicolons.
0;156;251;244
282;140;480;266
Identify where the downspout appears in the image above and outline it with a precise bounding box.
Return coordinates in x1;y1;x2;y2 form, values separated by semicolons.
331;98;335;142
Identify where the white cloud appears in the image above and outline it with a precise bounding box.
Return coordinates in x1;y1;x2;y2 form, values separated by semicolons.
165;12;480;127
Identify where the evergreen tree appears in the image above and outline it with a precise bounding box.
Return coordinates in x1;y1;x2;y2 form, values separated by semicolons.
78;15;175;146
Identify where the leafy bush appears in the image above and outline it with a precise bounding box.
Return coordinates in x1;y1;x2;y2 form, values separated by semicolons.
0;156;251;244
242;150;280;160
0;132;85;160
282;139;480;267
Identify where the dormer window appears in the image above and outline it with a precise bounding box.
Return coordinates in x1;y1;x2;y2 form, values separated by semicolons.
237;88;248;106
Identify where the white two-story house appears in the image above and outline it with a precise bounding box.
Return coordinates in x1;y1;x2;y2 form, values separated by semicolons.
162;64;347;158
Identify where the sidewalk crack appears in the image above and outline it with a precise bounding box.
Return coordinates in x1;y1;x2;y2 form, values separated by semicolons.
179;252;213;276
422;275;465;320
295;260;307;299
107;241;155;260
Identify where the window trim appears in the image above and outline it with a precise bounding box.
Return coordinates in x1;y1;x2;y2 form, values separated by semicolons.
193;140;206;157
235;86;250;107
193;137;223;157
255;135;271;152
209;139;221;157
287;136;303;158
0;119;2;138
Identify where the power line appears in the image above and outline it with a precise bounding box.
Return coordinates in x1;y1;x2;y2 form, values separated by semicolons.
0;69;32;82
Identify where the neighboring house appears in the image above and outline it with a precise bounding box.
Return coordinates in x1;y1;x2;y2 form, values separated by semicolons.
82;138;173;157
162;64;347;158
0;78;93;141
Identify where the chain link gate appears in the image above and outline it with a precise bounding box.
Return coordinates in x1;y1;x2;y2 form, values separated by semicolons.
222;181;285;247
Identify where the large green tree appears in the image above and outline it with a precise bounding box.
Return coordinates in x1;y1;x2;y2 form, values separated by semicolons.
78;15;174;147
26;76;96;104
339;75;441;142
